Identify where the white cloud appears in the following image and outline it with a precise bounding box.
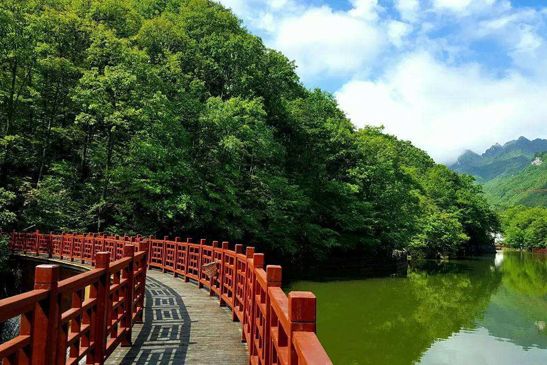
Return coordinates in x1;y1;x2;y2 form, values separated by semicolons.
336;52;547;163
272;6;385;79
395;0;420;22
388;21;412;47
432;0;499;15
433;0;473;12
348;0;381;21
216;0;547;161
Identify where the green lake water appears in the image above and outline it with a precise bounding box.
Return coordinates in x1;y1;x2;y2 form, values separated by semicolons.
287;251;547;365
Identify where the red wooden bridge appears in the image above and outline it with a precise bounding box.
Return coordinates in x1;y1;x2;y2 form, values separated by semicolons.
0;231;332;365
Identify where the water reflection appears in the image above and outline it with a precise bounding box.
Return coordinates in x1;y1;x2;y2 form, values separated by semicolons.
287;251;547;365
494;251;504;268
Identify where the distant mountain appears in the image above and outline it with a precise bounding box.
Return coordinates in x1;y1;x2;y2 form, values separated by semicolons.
482;152;547;208
450;137;547;182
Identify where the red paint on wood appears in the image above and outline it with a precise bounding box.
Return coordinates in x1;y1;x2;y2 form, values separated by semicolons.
4;231;331;365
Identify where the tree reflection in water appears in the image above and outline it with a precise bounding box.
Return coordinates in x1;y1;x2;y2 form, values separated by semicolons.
288;252;547;365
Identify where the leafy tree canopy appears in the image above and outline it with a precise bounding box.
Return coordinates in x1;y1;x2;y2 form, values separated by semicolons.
0;0;499;263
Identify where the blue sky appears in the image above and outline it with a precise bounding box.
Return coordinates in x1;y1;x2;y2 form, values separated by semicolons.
217;0;547;162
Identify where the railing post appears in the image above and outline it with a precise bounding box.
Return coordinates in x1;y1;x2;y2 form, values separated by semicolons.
219;241;229;306
198;239;205;288
209;240;219;296
174;237;180;277
242;246;254;341
114;235;120;260
91;233;96;265
265;265;282;365
184;238;191;282
121;244;135;347
35;229;40;256
48;232;53;258
147;235;154;268
81;233;86;264
232;244;243;322
135;240;148;324
32;264;60;365
162;236;168;272
69;233;75;262
94;252;110;365
288;292;317;365
249;253;264;354
59;232;64;259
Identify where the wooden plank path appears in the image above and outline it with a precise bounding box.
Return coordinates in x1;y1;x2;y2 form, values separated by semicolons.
12;254;247;365
105;270;248;365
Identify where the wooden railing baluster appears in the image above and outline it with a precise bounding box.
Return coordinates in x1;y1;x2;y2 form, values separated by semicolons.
121;245;134;347
32;264;60;365
4;231;332;365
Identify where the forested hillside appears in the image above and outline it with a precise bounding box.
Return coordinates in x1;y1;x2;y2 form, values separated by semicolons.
0;0;498;263
450;137;547;183
483;152;547;208
451;138;546;249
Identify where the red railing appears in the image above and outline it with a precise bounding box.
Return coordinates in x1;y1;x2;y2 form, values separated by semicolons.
144;236;332;365
4;230;332;365
1;232;147;365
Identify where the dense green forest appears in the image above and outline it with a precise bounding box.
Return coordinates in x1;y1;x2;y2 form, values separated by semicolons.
483;152;546;208
500;206;546;249
0;0;499;263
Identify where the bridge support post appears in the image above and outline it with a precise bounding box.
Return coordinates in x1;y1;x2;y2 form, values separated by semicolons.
288;292;317;365
94;252;110;365
121;244;135;347
32;264;60;365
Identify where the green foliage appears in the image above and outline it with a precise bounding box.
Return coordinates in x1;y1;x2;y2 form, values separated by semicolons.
0;187;15;271
0;0;498;263
500;206;547;249
483;152;547;208
410;211;468;256
0;188;15;227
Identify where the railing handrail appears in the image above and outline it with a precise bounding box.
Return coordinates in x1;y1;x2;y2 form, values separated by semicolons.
2;231;148;365
5;230;332;365
141;232;332;364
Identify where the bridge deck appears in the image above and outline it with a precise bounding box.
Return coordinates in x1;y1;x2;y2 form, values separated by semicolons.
105;269;248;365
15;254;247;365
